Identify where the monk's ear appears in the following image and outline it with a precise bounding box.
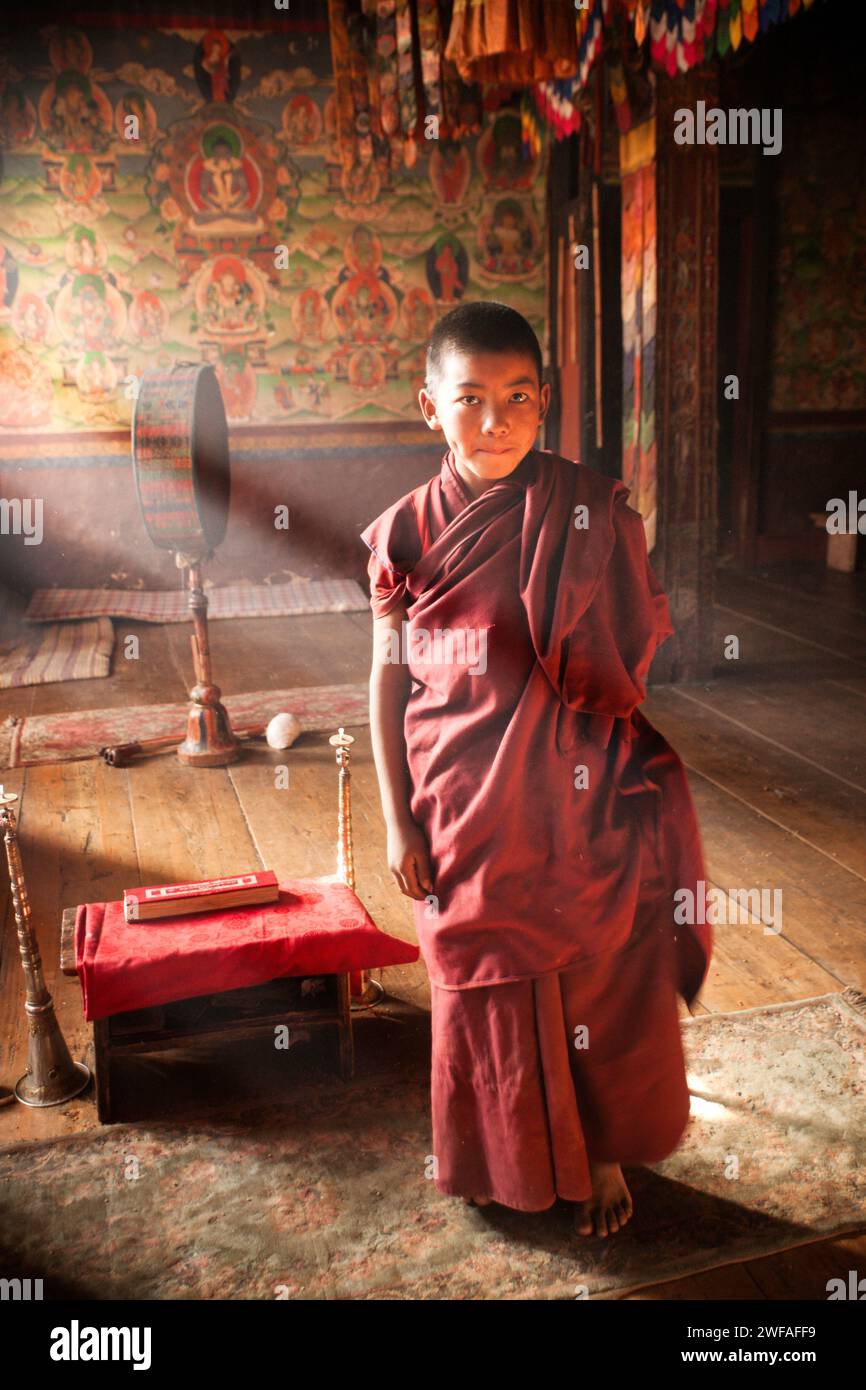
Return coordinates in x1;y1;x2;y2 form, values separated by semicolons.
538;381;551;418
418;388;441;429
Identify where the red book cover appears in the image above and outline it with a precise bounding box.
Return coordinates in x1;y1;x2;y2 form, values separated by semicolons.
124;871;279;922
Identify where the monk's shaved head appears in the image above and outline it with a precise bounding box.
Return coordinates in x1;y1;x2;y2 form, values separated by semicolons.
425;300;543;400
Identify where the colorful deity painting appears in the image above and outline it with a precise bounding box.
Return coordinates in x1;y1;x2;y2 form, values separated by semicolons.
195;30;241;105
48;28;94;76
477;199;540;279
12;293;53;346
76;348;117;398
65;226;107;273
216;351;258;421
477;111;541;191
426;234;469;303
429;140;472;206
331;274;398;341
345;225;382;274
59;155;103;204
1;89;37;147
291;288;327;341
401;287;436;341
54;273;126;352
115;92;159;147
0;25;546;438
282;94;323;146
0;345;53;427
39;70;113;154
348;346;386;393
186;125;265;235
147;109;290;272
196;256;266;344
129;291;169;345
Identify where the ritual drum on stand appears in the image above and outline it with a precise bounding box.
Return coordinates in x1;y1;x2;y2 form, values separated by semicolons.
131;364;239;766
132;363;230;563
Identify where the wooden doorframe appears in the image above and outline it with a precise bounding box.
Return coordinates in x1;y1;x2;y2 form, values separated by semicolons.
547;194;582;463
653;67;720;683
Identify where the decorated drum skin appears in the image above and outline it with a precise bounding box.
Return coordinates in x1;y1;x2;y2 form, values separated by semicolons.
132;364;230;559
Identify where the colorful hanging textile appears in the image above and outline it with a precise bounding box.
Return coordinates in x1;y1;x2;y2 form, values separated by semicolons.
373;0;401;147
650;0;724;74
648;0;817;74
346;0;374;166
395;0;419;164
575;0;613;86
440;65;483;139
417;0;445;131
530;0;619;140
445;0;579;84
328;0;384;170
529;0;820;140
519;88;543;161
620;114;658;552
533;78;582;140
328;0;360;170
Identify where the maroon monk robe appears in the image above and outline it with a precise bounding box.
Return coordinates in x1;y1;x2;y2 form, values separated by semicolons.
361;447;711;1004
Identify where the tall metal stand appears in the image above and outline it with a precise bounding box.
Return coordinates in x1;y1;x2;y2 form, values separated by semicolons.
329;729;382;1007
0;787;90;1108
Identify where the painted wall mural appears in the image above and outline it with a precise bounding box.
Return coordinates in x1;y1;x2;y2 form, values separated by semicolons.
0;20;548;435
768;105;866;413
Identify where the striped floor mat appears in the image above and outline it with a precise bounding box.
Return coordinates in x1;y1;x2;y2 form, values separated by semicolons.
24;579;369;624
0;619;114;689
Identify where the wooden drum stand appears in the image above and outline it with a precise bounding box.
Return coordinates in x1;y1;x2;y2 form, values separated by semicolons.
175;553;239;766
132;363;239;767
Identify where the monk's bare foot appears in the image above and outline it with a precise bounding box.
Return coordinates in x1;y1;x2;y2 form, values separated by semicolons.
572;1161;633;1238
463;1194;493;1207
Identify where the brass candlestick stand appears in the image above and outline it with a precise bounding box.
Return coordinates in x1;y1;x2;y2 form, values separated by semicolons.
0;787;90;1107
330;728;356;893
329;729;382;1007
176;555;240;767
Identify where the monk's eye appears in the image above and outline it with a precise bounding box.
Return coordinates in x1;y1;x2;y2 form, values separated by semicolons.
458;395;479;405
511;392;530;403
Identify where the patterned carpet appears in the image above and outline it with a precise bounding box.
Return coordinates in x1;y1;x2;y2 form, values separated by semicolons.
0;681;369;768
0;992;864;1300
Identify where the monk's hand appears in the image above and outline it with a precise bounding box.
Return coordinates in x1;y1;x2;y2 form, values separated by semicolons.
386;819;434;902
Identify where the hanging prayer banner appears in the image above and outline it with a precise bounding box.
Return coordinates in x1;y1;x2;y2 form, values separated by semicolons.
620;114;658;551
533;0;821;139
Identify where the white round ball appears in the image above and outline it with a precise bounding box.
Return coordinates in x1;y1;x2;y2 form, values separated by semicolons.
266;712;301;749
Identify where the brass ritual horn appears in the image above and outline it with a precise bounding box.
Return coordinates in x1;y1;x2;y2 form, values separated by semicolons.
0;787;91;1108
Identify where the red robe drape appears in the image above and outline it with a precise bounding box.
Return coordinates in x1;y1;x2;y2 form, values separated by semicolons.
361;447;711;1005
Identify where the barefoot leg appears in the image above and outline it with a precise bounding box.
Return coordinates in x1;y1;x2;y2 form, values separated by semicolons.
572;1160;633;1238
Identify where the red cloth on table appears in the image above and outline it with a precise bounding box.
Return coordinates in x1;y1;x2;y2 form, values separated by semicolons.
74;878;419;1021
360;446;712;1003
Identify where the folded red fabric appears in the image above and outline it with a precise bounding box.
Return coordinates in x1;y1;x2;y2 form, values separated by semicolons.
74;878;419;1021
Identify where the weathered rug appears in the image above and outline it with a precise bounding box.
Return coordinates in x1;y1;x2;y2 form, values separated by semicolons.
24;579;368;624
0;991;863;1300
0;682;369;768
0;618;114;689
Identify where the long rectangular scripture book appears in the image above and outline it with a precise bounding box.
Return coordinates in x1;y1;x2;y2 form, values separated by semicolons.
123;871;279;923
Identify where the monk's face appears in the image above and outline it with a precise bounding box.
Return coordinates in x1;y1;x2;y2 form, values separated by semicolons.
419;349;549;497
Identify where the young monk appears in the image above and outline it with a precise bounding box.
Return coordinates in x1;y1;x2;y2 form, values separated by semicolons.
361;301;712;1239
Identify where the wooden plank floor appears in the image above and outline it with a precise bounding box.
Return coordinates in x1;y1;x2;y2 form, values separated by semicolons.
1;566;865;1300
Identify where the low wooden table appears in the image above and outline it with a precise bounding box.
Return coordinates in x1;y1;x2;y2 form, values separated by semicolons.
60;907;354;1124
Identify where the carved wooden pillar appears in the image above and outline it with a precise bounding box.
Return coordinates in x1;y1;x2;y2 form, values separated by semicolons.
653;67;719;683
